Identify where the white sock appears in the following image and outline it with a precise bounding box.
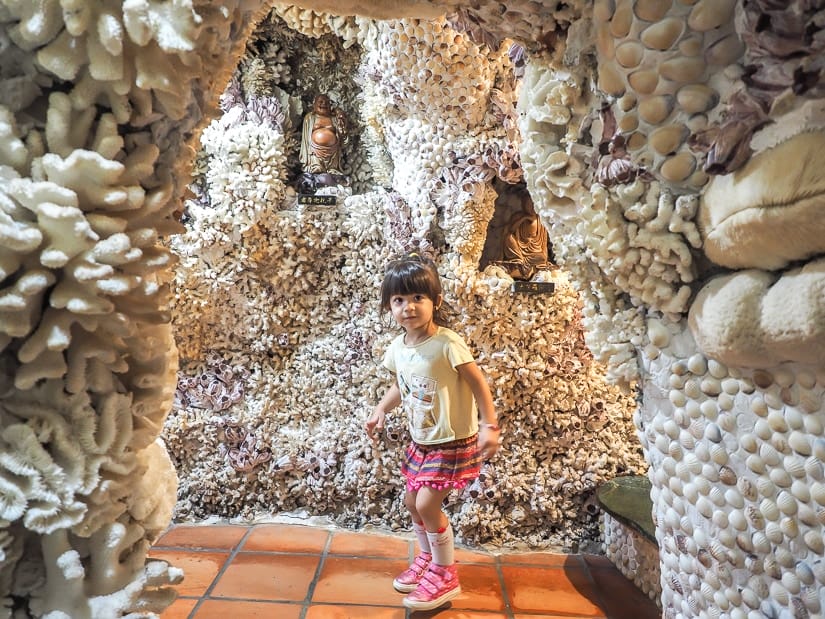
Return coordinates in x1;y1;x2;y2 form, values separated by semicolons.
413;521;431;555
426;523;454;566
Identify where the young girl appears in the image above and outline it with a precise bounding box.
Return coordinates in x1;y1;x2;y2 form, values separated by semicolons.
365;253;500;611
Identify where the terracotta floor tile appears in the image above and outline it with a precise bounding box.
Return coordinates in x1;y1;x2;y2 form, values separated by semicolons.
242;523;331;553
193;599;302;618
328;528;412;559
587;567;660;619
210;553;320;601
411;611;509;618
148;550;229;597
500;553;583;568
160;597;198;618
451;563;505;612
501;566;605;617
305;604;406;618
312;557;409;606
155;525;247;550
455;546;496;564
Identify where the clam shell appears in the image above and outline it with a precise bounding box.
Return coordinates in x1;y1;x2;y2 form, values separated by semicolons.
805;457;823;481
788;430;811;455
659;56;706;83
811;481;825;506
759;443;781;466
760;498;780;522
750;398;768;417
719;465;736;485
688;0;736;32
707;359;727;379
797;562;815;586
791;479;811;503
677;84;719;115
738;478;758;501
797;503;818;527
752;370;774;389
721;377;740;395
639;95;675;125
781;570;801;595
609;1;633;37
746;454;766;474
687;353;707;375
757;476;776;498
780;516;799;538
659;152;696;182
777;490;798;515
769;467;792;488
764;521;783;543
804;530;825;554
728;508;747;531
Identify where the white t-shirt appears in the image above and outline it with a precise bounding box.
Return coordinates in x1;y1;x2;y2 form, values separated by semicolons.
383;326;478;445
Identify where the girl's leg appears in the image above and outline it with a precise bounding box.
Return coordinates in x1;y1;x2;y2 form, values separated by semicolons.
414;486;454;566
403;489;431;555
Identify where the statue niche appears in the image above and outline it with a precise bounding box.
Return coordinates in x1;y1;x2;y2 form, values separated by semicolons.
297;93;349;193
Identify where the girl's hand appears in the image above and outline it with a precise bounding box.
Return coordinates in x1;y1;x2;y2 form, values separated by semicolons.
365;408;386;442
478;425;500;459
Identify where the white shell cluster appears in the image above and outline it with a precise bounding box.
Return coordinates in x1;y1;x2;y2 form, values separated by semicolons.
603;511;661;603
0;0;260;615
593;0;743;189
641;320;825;618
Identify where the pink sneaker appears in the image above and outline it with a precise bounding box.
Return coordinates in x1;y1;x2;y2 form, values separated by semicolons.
393;553;431;593
402;563;461;611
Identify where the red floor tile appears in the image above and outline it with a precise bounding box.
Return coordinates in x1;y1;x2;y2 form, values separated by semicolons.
160;597;198;618
454;546;496;564
305;605;406;618
241;523;330;553
210;553;320;601
452;563;506;612
413;611;509;618
312;557;409;606
501;565;606;617
193;599;302;618
328;528;411;558
147;550;229;597
500;552;582;568
155;525;247;550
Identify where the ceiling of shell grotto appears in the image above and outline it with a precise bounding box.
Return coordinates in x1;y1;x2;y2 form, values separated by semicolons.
0;0;824;617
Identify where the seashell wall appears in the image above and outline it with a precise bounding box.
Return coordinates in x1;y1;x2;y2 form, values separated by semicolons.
1;0;824;616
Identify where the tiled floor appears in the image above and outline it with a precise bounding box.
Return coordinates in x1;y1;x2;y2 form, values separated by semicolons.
150;522;661;619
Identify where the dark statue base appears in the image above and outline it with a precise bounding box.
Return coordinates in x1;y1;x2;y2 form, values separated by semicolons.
296;172;349;195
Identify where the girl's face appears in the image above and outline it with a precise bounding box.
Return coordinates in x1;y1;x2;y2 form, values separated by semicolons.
389;292;440;336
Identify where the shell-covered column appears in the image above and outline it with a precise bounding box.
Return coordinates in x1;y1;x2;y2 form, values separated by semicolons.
0;0;264;615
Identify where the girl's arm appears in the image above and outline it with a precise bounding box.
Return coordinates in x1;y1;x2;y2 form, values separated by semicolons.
365;381;401;441
456;361;500;459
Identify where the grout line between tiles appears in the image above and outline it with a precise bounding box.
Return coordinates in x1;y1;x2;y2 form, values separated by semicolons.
186;525;257;619
494;554;516;619
298;526;334;619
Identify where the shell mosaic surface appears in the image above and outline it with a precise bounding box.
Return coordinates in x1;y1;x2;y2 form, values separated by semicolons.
0;0;824;617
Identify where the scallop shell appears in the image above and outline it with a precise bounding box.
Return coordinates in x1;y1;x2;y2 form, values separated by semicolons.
787;430;812;456
805;457;824;481
780;516;799;538
756;476;776;498
760;498;780;522
769;467;792;488
777;490;798;515
804;530;825;554
760;442;781;466
781;570;802;595
764;521;783;543
746;454;766;474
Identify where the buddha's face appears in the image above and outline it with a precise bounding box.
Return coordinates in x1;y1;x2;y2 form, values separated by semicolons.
314;95;332;114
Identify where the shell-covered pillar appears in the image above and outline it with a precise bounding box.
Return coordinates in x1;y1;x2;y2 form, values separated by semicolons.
513;0;825;616
0;0;264;615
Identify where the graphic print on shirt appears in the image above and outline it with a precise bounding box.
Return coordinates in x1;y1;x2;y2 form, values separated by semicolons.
398;372;437;430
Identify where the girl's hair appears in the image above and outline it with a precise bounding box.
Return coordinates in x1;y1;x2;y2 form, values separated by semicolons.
380;253;451;326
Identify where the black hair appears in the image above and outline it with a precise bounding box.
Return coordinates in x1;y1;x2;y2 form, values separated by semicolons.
380;254;451;326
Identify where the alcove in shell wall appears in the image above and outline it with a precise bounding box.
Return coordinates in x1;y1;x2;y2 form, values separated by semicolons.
163;7;647;551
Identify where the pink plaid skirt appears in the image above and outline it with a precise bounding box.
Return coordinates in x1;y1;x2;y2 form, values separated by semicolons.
401;435;481;492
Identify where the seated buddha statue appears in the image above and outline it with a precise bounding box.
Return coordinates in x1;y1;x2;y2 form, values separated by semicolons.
300;94;346;175
501;212;553;280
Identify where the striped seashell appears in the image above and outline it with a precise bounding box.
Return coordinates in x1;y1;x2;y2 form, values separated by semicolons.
782;570;802;595
775;546;796;568
780;515;799;538
757;476;777;498
709;442;728;465
803;530;825;554
759;441;781;466
790;597;809;619
784;455;807;478
777;490;799;515
804;457;823;481
796;561;815;586
800;585;821;612
788;430;812;456
769;467;792;488
765;520;784;543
